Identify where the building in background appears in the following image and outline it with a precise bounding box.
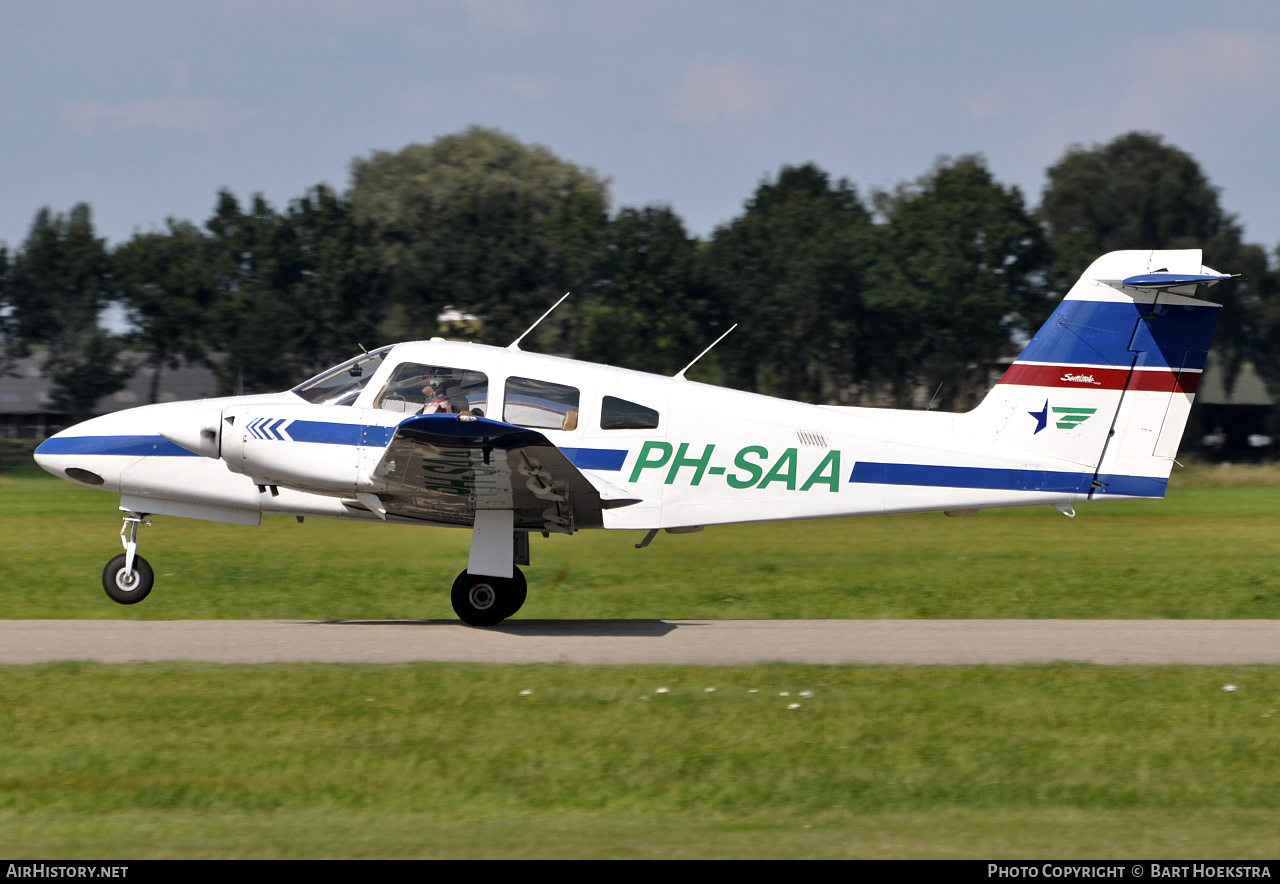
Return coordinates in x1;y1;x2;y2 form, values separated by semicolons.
0;354;218;439
1191;358;1275;460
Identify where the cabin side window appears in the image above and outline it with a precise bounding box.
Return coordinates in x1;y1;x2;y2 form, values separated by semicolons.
504;377;580;431
373;364;489;415
599;396;660;430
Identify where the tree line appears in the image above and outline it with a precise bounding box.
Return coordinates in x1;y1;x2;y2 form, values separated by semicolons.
2;127;1279;422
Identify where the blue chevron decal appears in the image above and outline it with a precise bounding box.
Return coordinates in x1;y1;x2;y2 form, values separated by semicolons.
246;417;290;441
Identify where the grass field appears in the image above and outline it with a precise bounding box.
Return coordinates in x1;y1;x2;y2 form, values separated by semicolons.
0;662;1277;858
2;464;1278;857
3;464;1279;620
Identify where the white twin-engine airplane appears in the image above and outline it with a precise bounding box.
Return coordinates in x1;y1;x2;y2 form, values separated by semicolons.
35;249;1227;625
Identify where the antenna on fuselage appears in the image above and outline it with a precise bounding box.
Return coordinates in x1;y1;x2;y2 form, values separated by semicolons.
508;292;571;351
925;382;943;411
674;324;738;381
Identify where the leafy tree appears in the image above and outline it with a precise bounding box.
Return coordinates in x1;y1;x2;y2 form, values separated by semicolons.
200;186;391;395
204;190;333;394
865;156;1049;409
6;204;113;351
349;126;610;348
1041;133;1235;283
3;204;134;413
0;245;11;353
574;205;711;375
45;329;132;421
116;220;217;403
703;164;873;402
283;184;388;367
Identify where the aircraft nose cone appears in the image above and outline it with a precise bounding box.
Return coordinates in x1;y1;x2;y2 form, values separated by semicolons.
32;419;92;475
32;412;129;487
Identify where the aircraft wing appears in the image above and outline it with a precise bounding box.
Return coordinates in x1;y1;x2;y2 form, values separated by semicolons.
364;414;640;532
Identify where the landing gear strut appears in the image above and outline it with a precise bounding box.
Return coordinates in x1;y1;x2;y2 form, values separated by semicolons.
451;567;527;627
103;513;154;605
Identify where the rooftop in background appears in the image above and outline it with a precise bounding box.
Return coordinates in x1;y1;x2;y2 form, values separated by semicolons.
0;353;219;438
1196;358;1274;407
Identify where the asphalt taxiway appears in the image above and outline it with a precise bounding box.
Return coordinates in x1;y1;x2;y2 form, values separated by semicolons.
2;619;1278;664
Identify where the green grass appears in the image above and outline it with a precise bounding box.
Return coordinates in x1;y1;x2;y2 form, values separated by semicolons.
3;466;1279;619
0;662;1277;858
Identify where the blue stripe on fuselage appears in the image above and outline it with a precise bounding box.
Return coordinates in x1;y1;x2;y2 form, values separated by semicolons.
1015;299;1219;370
36;427;628;473
34;435;199;457
849;462;1167;498
284;420;394;446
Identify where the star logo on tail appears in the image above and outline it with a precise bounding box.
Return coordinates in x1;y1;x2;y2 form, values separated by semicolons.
1029;400;1049;434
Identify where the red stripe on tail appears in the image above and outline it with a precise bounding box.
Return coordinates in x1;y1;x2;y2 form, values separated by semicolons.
999;363;1200;393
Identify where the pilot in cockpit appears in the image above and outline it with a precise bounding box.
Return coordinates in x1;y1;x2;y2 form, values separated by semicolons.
418;369;470;415
418;370;451;414
374;363;482;415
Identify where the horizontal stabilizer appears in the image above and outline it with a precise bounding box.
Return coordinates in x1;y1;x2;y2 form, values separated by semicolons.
1104;271;1235;297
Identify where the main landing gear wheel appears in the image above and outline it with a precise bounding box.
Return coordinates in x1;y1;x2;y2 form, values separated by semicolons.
102;553;154;605
451;567;527;627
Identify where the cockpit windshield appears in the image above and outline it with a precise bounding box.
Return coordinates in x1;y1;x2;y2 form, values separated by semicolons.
292;346;393;406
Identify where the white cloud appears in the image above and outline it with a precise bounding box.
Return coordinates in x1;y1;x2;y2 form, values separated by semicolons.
665;61;775;123
61;96;258;137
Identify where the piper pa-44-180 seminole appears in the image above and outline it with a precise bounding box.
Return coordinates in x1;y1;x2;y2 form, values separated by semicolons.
35;249;1228;625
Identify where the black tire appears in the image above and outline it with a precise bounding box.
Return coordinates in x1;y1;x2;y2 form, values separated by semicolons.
501;566;528;620
450;566;526;627
102;553;154;605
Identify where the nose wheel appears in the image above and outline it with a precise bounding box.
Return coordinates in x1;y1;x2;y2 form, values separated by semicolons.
103;553;154;604
103;513;154;605
451;567;527;627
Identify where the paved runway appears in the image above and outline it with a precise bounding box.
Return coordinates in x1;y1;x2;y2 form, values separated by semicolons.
2;619;1279;664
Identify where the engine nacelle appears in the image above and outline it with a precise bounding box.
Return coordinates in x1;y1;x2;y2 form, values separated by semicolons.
219;404;392;495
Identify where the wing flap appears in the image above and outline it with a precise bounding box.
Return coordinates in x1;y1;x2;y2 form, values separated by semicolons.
370;414;634;531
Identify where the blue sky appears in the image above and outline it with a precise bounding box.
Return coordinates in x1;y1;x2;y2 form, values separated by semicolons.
5;1;1280;255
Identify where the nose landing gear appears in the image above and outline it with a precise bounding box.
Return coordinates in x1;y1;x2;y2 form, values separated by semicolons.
103;513;154;605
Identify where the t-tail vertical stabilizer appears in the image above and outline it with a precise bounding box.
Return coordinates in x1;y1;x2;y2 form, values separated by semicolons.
970;250;1225;499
